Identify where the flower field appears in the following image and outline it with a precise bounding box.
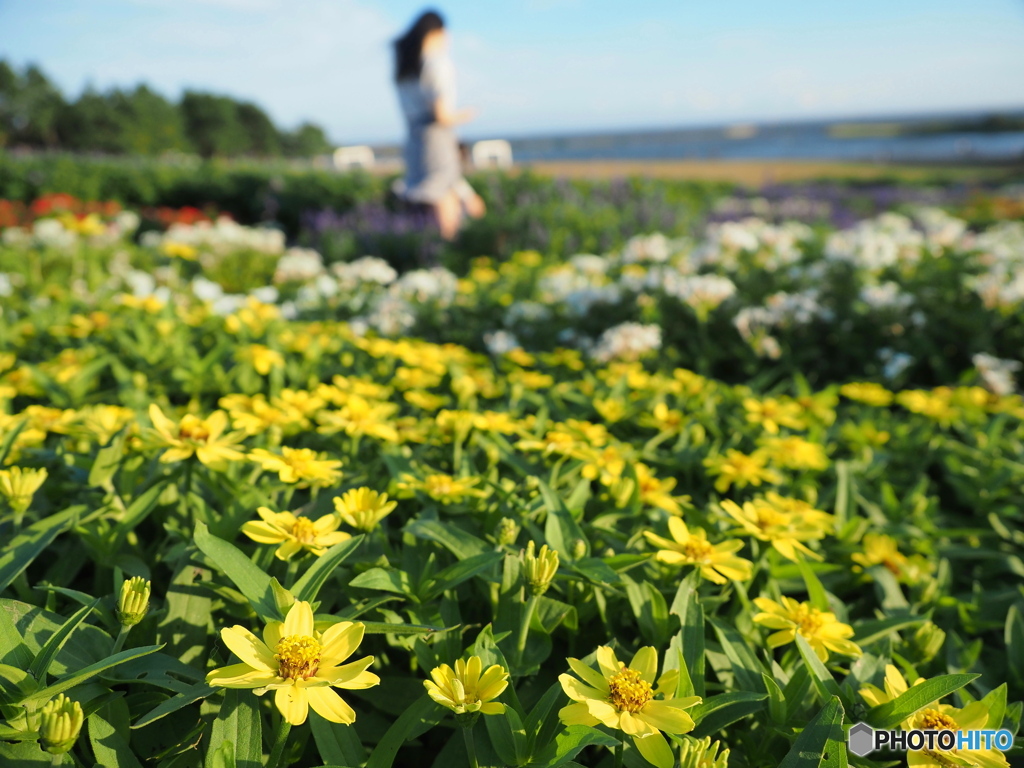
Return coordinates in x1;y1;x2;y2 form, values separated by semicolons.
1;181;1023;768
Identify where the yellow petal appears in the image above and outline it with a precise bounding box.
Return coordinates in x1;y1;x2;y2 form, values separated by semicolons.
640;700;695;734
666;516;689;543
619;710;656;737
283;601;314;637
559;673;605;703
207;663;279;689
566;658;609;693
632;732;674;768
321;657;378;689
148;404;176;438
241;521;287;544
479;701;505;715
275;540;304;561
558;701;599;727
595;646;621;679
955;701;989;731
275;684;309;725
305;685;356;724
221;626;277;672
319;622;364;667
263;621;284;651
629;647;658;685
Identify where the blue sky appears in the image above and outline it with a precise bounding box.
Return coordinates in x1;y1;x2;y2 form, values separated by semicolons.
1;0;1022;144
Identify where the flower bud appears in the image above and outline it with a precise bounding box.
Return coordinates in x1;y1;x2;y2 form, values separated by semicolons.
39;694;84;755
570;538;587;561
912;621;946;663
522;541;559;596
496;517;520;546
117;576;151;627
0;466;48;514
678;735;730;768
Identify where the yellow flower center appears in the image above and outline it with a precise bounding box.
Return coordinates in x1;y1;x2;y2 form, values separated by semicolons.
754;507;786;530
426;475;456;496
792;604;826;637
178;416;210;442
290;516;318;544
682;537;715;562
274;634;321;679
918;709;958;731
608;667;653;713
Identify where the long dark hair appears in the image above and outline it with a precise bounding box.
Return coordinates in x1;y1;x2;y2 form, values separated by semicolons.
394;10;445;82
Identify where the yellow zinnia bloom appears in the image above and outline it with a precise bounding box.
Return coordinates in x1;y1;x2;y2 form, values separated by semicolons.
703;449;781;494
424;656;509;716
852;533;933;585
719;495;833;562
860;665;1008;768
757;435;828;471
333;488;397;531
237;344;285;375
249;447;342;488
633;463;692;517
241;507;351;560
559;646;700;768
644;518;752;585
206;601;378;725
395;472;486;505
840;382;894;407
147;404;245;471
743;397;807;434
752;596;861;662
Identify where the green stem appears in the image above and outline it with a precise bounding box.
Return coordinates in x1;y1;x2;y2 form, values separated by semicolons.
50;752;63;767
266;717;292;768
111;625;130;654
285;557;300;589
613;733;625;768
516;594;539;668
461;723;480;768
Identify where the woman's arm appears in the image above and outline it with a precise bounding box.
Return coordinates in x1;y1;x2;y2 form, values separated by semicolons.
433;98;476;127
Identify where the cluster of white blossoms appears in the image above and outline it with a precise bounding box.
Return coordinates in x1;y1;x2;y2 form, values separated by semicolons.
274;248;325;284
973;352;1022;396
1;210;140;250
966;222;1024;311
590;322;662;364
141;216;286;255
858;281;915;312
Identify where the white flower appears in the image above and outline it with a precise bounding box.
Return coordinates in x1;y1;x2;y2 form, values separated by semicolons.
879;348;914;381
859;282;913;311
591;322;661;363
274;248;324;284
620;232;677;263
192;277;224;302
0;273;11;297
973;353;1021;396
333;257;398;287
250;286;279;304
483;330;521;356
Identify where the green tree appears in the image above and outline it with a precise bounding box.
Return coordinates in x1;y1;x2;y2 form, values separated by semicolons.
180;91;248;158
235;101;280;156
280;122;332;157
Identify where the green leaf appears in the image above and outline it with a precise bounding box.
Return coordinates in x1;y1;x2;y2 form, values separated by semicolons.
88;431;127;488
865;673;980;729
205;689;262;768
538;480;587;559
405;518;488;559
193;521;276;621
88;697;145;768
422;550;502;601
529;724;617;767
531;596;578;633
310;711;365;767
131;682;218;729
691;691;767;737
794;635;845;707
0;418;27;465
22;644;163;705
359;621;453;636
486;706;528;767
292;536;364;603
670;576;705;697
778;695;846;768
762;673;787;725
709;618;764;694
524;681;565;758
28;599;100;682
852;615;927;646
981;683;1007;730
112;480;171;549
0;506;80;592
796;558;830;611
1005;604;1024;687
349;568;413;596
0;603;34;669
155;558;213;666
209;741;235;768
365;694;445;768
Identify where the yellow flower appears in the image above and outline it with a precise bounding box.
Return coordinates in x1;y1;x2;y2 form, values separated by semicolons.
719;495;833;562
703;449;781;494
424;656;509;716
74;404;135;445
860;665;1008;768
757;435;829;471
206;600;379;725
743;398;806;434
237;344;284;375
594;398;628;423
161;241;198;260
147;404;245;470
316;396;400;443
241;507;351;560
117;576;151;627
333;488;397;531
395;472;486;505
852;533;933;585
896;389;957;425
559;646;700;768
516;429;578;456
640;402;686;435
39;694;84;755
644;518;752;585
752;596;861;662
0;466;47;513
574;444;630;486
840;382;894;407
633;463;691;517
249;447;342;488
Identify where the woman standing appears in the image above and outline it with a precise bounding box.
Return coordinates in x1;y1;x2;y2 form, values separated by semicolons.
394;10;485;240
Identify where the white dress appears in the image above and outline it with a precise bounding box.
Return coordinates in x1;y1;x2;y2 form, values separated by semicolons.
396;52;465;204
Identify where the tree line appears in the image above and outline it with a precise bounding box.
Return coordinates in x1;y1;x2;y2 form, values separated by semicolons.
0;60;332;158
